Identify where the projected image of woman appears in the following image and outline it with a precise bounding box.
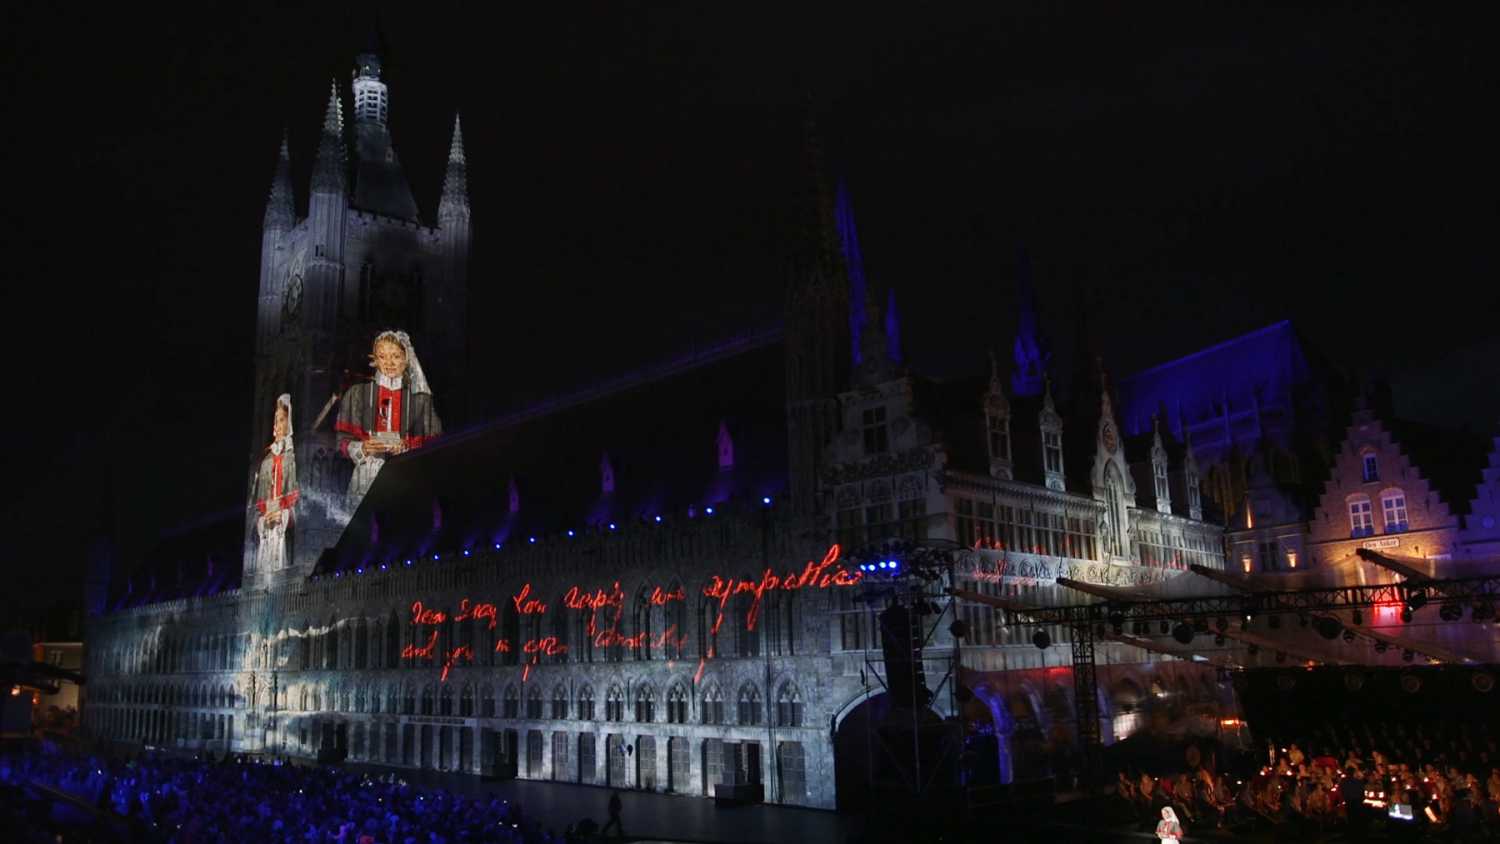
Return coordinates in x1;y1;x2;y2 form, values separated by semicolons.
335;330;442;510
252;394;299;570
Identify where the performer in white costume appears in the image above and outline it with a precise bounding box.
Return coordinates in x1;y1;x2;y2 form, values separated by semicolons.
252;394;299;570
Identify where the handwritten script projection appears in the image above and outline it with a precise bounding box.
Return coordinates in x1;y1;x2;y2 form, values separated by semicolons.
397;545;861;682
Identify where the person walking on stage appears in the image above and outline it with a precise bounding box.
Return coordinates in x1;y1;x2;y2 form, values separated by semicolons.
600;790;625;838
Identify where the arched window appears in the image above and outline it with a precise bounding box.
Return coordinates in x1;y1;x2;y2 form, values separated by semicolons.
440;684;454;716
737;683;762;725
1347;494;1374;538
1381;489;1408;533
573;608;594;663
700;685;724;725
527;686;543;719
325;615;339;669
503;684;519;718
667;683;688;724
663;582;686;660
355;616;369;669
552;685;569;719
635;684;655;723
460;684;474;717
420;684;435;715
384;683;397;714
339;683;352;712
402;682;416;715
550;595;570;664
633;588;654;661
606;685;624;721
386;611;401;669
1361;450;1380;483
480;684;495;717
577;685;595;720
777;683;803;727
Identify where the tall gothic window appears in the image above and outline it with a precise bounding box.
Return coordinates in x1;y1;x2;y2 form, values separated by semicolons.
862;407;889;455
1043;430;1063;475
987;414;1010;463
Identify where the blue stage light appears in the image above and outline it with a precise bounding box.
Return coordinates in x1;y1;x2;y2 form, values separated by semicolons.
379;563;388;571
762;496;772;506
432;553;440;560
567;530;575;538
404;559;412;567
890;561;900;570
529;536;537;544
654;515;662;523
356;567;364;575
463;549;471;557
608;522;617;531
493;543;501;550
706;506;715;516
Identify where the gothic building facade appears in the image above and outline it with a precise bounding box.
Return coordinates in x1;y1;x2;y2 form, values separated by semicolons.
83;41;1232;809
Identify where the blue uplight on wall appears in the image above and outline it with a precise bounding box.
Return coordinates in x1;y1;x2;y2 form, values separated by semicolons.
529;536;537;544
493;542;501;550
379;563;388;571
762;496;772;506
463;549;471;557
608;522;617;531
432;553;440;560
567;529;576;538
404;559;413;567
705;506;715;516
654;515;662;524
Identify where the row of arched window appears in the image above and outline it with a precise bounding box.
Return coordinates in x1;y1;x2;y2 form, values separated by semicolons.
94;679;806;728
102;586;806;681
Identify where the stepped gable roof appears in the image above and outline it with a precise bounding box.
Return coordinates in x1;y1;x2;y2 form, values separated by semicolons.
1384;417;1489;518
319;334;787;572
113;509;243;609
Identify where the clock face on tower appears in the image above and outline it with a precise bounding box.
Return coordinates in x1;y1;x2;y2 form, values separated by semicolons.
1102;421;1118;454
281;249;306;329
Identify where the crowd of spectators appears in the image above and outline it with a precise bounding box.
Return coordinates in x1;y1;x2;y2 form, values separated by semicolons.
0;743;597;843
1114;721;1500;840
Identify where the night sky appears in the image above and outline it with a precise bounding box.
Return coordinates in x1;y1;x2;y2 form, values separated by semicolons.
2;3;1494;610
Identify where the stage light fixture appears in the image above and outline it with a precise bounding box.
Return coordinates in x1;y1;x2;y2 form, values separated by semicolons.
1313;616;1343;640
1172;622;1194;645
1239;616;1249;632
1400;608;1413;624
1032;630;1051;650
1406;588;1428;612
762;496;772;506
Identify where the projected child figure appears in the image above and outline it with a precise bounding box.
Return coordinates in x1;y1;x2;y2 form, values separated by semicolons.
252;394;300;570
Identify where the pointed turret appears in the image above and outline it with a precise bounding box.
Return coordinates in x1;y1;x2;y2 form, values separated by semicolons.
263;130;294;233
312;81;347;194
834;177;868;365
885;285;903;363
984;350;1013;480
853;282;893;386
1011;248;1049;397
438;113;469;222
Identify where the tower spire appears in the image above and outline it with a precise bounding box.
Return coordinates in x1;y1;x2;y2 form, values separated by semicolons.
1011;247;1049;396
263;129;294;232
312;80;346;194
834;177;868;366
439;113;469;221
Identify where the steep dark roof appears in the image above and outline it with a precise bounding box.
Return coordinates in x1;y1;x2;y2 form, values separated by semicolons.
320;339;788;571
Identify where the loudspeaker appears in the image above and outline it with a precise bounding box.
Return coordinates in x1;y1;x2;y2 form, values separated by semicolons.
879;604;931;709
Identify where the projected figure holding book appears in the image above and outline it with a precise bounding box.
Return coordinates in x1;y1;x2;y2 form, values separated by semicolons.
336;330;442;511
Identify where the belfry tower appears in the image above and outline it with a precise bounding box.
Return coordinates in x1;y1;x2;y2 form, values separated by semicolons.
244;34;471;586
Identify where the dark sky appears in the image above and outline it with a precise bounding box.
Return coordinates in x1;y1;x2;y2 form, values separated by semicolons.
2;3;1494;609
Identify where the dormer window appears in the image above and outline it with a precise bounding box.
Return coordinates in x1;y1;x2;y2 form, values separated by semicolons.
1153;461;1169;503
1186;472;1201;515
1043;430;1062;474
862;407;889;455
1362;452;1379;483
987;414;1010;464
